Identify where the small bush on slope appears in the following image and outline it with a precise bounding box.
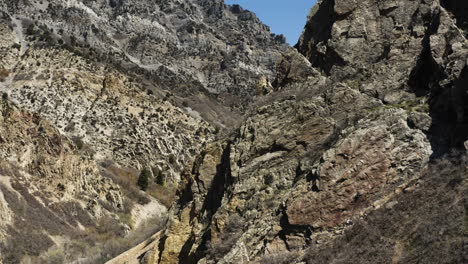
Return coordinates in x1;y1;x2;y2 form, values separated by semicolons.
138;168;151;191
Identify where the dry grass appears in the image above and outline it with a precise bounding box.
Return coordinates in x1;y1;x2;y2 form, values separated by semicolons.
259;252;301;264
81;215;164;263
147;182;177;208
205;214;245;262
303;153;467;264
100;164;151;205
0;161;23;178
0;169;157;263
107;165;139;184
0;67;9;82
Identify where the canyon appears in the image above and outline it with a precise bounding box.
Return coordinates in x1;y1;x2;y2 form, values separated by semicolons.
0;0;466;263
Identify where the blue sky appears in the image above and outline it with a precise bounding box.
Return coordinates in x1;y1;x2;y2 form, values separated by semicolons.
225;0;317;45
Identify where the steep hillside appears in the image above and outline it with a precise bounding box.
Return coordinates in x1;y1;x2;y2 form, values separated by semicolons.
113;0;467;263
296;0;468;154
0;0;287;263
0;0;467;264
1;0;287;112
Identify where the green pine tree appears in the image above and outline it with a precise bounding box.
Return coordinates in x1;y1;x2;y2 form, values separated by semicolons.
137;168;150;191
156;170;165;186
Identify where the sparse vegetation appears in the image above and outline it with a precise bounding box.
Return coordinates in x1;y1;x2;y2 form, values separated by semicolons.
205;214;244;262
40;248;66;264
26;23;38;35
71;136;85;150
163;92;173;102
167;122;176;131
11;43;21;50
0;67;9;82
137;168;150;191
303;153;466;264
260;251;301;264
155;169;165;185
370;97;430;113
347;79;360;90
148;182;177;208
0;174;164;263
118;212;135;229
93;215;164;262
0;1;464;264
263;174;274;185
1;239;25;263
168;154;176;164
100;165;151;205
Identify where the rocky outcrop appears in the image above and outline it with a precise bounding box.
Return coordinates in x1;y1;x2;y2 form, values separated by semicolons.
303;154;467;264
0;0;466;263
1;0;286;111
287;109;431;228
126;0;467;263
0;14;216;183
0;97;133;262
0;0;289;262
145;85;434;264
296;0;468;154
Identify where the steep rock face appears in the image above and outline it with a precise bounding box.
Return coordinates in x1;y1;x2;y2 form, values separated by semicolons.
0;0;289;182
0;0;466;263
296;0;468;153
125;0;467;263
0;10;209;264
303;155;467;264
0;17;214;182
147;92;433;264
1;0;286;111
0;0;290;262
287;109;432;228
0;98;135;263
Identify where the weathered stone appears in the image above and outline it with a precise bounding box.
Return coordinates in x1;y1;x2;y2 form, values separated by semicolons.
334;0;357;15
0;0;466;263
136;0;467;263
287;110;431;228
407;112;432;132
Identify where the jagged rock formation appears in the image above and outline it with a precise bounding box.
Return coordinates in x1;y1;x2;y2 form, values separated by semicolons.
0;97;130;262
0;22;214;181
1;0;286;111
296;0;468;154
302;154;466;264
0;0;466;263
112;0;466;263
0;0;287;263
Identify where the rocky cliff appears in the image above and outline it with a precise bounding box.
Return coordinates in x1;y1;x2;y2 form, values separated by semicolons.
1;0;286;111
0;0;286;263
112;0;467;263
0;0;467;264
